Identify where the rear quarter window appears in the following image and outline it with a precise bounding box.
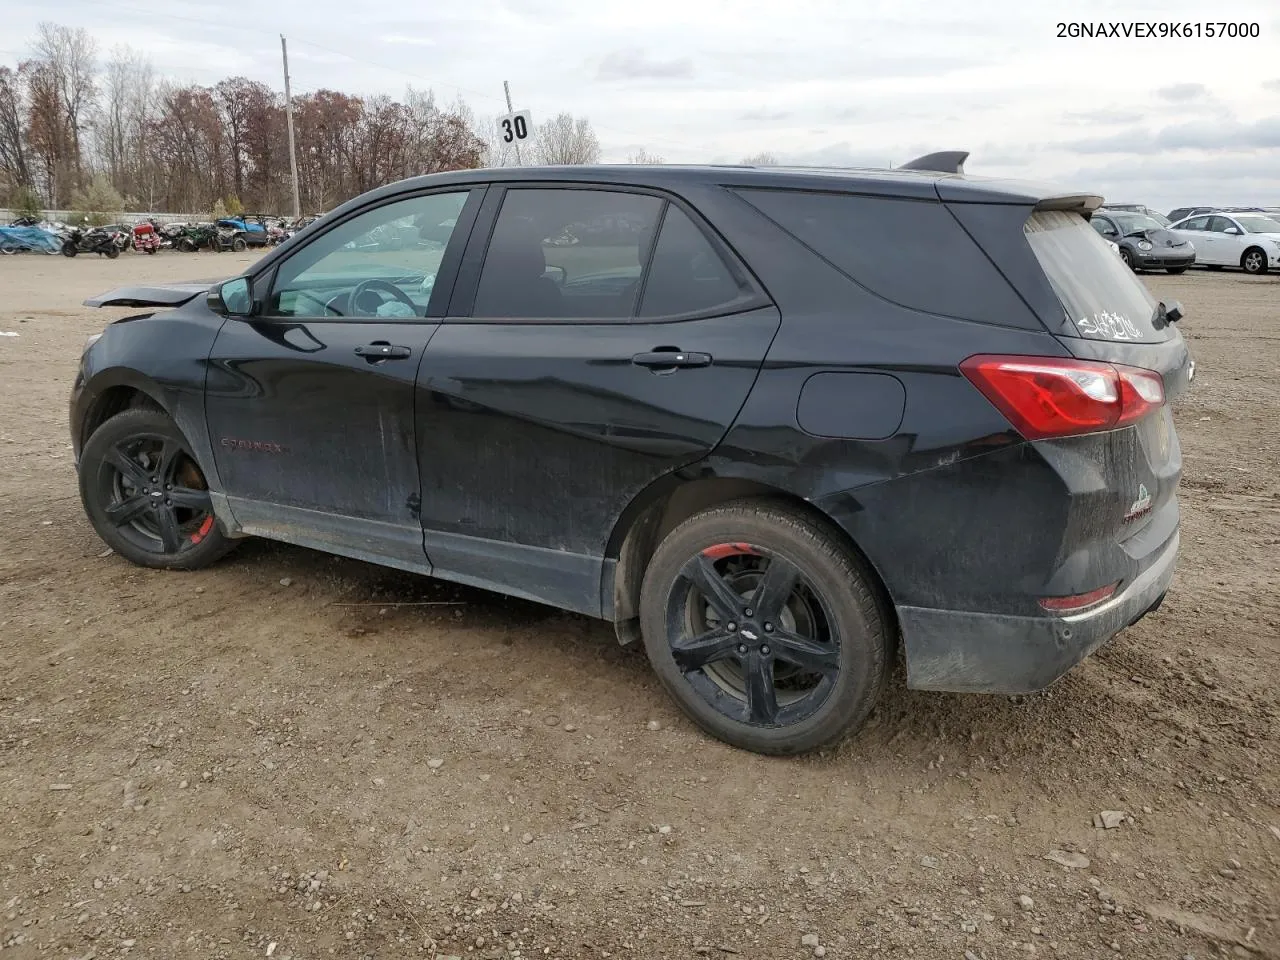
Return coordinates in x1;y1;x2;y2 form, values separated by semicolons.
733;188;1033;326
1024;211;1165;343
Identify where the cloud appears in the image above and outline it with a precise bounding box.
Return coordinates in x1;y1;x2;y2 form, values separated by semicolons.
738;109;791;123
597;49;694;81
1061;108;1146;126
1062;117;1280;154
1266;79;1280;92
1155;83;1208;102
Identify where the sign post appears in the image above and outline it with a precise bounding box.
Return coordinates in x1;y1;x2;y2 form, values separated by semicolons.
501;81;531;164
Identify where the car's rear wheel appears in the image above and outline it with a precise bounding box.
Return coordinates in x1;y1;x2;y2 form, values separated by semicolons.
1166;266;1188;274
639;500;891;755
1241;247;1267;275
79;408;236;570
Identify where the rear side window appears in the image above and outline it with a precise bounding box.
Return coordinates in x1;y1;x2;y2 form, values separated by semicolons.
472;188;663;319
1023;210;1162;342
733;188;1031;325
639;206;745;318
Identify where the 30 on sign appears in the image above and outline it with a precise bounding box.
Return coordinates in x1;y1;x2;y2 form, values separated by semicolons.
1057;21;1260;38
499;110;532;143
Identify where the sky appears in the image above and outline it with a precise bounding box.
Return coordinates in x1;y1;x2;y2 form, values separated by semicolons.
4;0;1279;210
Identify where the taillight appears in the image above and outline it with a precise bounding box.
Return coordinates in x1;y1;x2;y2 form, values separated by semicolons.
1038;582;1119;614
959;355;1165;440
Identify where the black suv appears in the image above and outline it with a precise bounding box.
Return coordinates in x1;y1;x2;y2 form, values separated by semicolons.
71;154;1190;755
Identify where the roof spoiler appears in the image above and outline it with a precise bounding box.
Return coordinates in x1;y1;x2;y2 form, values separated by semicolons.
899;151;969;174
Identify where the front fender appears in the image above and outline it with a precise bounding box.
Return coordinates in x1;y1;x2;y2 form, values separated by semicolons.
72;307;227;492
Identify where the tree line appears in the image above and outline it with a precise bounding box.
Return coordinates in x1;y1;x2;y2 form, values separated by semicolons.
0;22;607;218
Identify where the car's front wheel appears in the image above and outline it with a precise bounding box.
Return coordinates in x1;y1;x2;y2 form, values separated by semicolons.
1120;248;1138;272
1241;247;1268;275
78;408;236;570
639;500;891;755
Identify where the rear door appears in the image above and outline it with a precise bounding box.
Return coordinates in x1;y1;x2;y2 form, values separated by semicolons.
204;187;481;571
414;183;779;615
1175;215;1216;263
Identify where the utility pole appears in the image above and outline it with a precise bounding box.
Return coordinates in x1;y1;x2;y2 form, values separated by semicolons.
503;80;522;166
281;35;302;218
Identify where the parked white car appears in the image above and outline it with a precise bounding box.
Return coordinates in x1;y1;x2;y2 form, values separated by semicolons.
1167;212;1280;275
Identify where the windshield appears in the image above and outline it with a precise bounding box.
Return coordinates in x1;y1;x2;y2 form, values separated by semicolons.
1234;215;1280;234
1024;210;1165;343
1110;213;1164;234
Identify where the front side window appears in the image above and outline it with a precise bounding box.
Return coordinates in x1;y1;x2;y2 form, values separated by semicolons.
269;191;470;319
1235;214;1280;234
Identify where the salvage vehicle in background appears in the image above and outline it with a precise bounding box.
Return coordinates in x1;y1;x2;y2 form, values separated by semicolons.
1168;212;1280;274
69;154;1190;755
1091;210;1195;273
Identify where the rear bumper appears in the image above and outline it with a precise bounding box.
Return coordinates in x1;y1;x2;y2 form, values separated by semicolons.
898;529;1178;694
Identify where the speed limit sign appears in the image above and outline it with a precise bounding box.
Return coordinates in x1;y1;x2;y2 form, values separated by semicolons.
499;110;532;143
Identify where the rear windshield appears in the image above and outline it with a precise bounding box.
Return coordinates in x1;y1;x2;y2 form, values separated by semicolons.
1024;210;1164;343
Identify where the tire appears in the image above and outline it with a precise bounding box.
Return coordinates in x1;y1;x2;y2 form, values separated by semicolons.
78;408;236;571
1120;248;1137;272
1166;266;1188;275
232;237;247;252
1241;247;1268;275
62;242;77;257
639;499;891;755
105;244;120;260
145;246;157;255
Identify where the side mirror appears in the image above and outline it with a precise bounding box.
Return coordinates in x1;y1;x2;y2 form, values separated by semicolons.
1165;300;1183;323
1224;226;1242;235
208;277;254;317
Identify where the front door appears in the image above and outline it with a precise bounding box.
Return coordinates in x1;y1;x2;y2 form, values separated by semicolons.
205;187;482;571
415;184;780;614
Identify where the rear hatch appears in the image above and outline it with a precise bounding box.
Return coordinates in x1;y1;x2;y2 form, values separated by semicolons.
1021;208;1190;556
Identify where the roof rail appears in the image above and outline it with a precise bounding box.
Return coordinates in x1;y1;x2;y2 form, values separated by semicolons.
899;151;969;174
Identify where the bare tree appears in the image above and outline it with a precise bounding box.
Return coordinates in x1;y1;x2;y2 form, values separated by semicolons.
94;47;153;201
32;22;96;197
0;66;33;193
741;151;779;166
626;147;664;164
534;113;600;165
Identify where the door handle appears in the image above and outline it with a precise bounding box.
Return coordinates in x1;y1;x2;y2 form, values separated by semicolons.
354;342;412;361
631;350;713;370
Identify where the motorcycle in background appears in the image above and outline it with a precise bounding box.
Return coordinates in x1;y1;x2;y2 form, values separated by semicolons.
61;224;121;259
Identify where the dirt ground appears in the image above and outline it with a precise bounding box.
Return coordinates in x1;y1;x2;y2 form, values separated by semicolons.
1;249;1277;960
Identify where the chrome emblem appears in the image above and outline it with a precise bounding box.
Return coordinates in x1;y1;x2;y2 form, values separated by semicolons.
739;629;758;641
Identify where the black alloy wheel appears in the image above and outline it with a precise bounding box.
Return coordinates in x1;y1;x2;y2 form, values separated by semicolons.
79;409;236;569
640;500;890;755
